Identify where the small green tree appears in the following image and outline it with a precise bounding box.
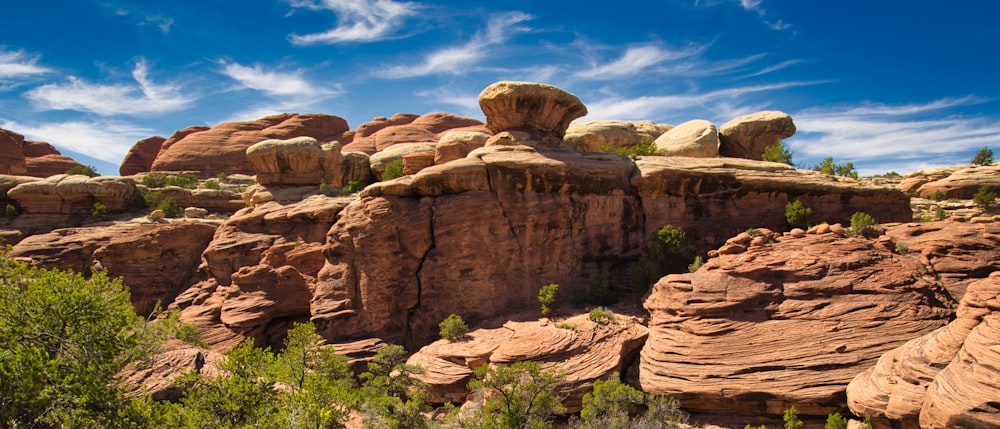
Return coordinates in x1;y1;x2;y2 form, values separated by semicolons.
439;313;469;341
785;200;812;229
576;374;686;429
813;157;858;179
824;412;849;429
165;173;198;189
849;211;879;238
783;406;803;429
382;159;405;181
630;224;691;291
973;185;997;209
586;271;620;305
155;196;183;218
465;361;565;429
91;201;107;218
274;322;355;429
971;146;994;166
201;179;220;189
687;255;704;273
360;344;430;429
141;172;168;188
601;137;660;157
66;164;99;177
762;140;793;165
538;283;559;316
5;203;18;220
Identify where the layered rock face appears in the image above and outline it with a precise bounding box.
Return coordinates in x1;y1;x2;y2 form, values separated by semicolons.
718;111;796;160
150;113;351;177
245;137;346;186
563;120;671;152
342;112;486;154
408;312;648;411
654;119;720;158
6;174;142;228
901;164;1000;199
639;231;956;417
119;136;166;176
22;141;86;177
478;81;587;145
0;129;28;176
847;272;1000;429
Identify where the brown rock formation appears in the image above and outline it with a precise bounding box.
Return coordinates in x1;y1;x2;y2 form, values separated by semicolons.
434;131;490;165
6;175;142;227
718;110;796;160
245;137;345;186
369;143;436;179
478;81;587;145
8;221;218;315
408;312;648;411
121;339;225;401
563;120;671;152
150;113;350;177
0;129;27;176
847;272;1000;429
341;112;485;154
653;119;720;158
907;164;1000;199
120;136;166;176
25;152;86;178
639;232;955;417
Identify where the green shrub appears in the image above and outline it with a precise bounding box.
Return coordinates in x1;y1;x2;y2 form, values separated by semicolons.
813;157;858;179
784;406;803;429
746;227;762;237
155;197;183;218
935;205;947;220
761;140;793;165
201;179;220;190
65;164;99;177
464;361;565;429
825;412;849;429
439;313;469;341
785;200;812;229
217;171;228;182
91;202;107;218
895;242;909;255
972;146;994;166
849;211;879;238
555;322;577;331
382;159;404;181
927;190;948;201
601;137;660;157
973;185;997;209
630;224;691;291
587;271;620;305
4;204;17;221
166;173;198;189
687;255;704;273
589;307;615;325
141;172;168;188
538;283;559;316
344;180;362;194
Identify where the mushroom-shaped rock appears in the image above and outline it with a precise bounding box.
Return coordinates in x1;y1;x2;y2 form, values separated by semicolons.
478;81;587;146
654;119;720;158
719;111;796;160
246;136;344;186
564;120;672;152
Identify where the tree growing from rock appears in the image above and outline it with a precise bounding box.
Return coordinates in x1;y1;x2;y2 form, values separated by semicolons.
464;361;565;429
439;313;469;341
971;146;994;166
785;200;812;229
761;140;793;165
973;185;997;209
813;157;858;179
538;283;559;316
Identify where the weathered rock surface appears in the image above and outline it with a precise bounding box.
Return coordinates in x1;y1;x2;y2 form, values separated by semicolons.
341;112;485;154
7;175;142;227
119;136;166;176
434;131;490;165
121;339;225;401
847;272;1000;429
246;137;345;186
639;232;955;417
8;221;218;315
654;119;720;158
150;113;350;177
563;120;671;152
478;81;587;145
718;111;796;160
0;129;28;176
369;143;436;179
409;312;648;411
907;164;1000;199
21;141;85;177
152;186;246;214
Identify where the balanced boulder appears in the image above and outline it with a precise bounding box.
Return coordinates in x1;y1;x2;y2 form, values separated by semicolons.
718;111;796;160
478;81;587;146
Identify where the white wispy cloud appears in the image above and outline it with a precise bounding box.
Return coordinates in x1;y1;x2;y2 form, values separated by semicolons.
740;0;763;14
575;44;705;80
220;62;339;97
25;58;194;116
374;11;533;78
746;59;801;77
0;49;52;80
584;81;825;121
1;119;153;164
144;15;175;33
789;97;999;175
287;0;421;45
108;5;174;33
414;87;481;117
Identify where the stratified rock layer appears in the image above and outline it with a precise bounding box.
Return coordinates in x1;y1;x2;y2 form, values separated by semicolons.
639;232;955;417
120;136;166;176
0;129;27;176
654;119;720;158
478;81;587;145
718;111;796;160
563;120;671;152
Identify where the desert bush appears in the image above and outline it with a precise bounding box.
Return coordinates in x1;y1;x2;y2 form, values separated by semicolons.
200;179;220;189
538;283;559;316
813;157;858;179
687;255;704;273
927;190;947;201
973;185;997;209
935;205;947;220
360;344;429;429
601;137;659;157
825;412;848;429
439;313;469;341
142;172;168;188
4;203;17;220
344;180;362;194
784;406;803;429
972;146;994;166
575;374;686;429
785;200;812;229
382;159;404;181
589;307;615;325
555;322;577;331
463;361;565;429
630;224;691;291
65;164;99;177
761;140;793;165
156;197;183;218
91;202;107;218
166;173;198;189
895;242;909;255
587;271;621;305
849;211;879;238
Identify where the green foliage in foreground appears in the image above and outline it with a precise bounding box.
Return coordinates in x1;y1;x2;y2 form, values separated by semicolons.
440;313;470;341
462;361;565;429
0;252;152;429
382;159;405;181
785;200;812;229
575;374;686;429
973;185;997;209
972;146;994;166
600;137;660;157
761;140;793;165
813;157;858;179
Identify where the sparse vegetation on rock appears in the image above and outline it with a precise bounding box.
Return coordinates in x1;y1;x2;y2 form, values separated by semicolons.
631;224;690;291
538;283;559;316
971;146;994;166
848;211;879;238
65;164;99;177
439;313;469;341
761;140;793;165
972;184;997;209
382;158;404;180
463;361;565;429
785;200;812;229
813;157;858;179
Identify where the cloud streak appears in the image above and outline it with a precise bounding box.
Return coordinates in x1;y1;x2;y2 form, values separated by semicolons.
0;49;52;80
25;59;194;116
287;0;420;45
1;119;153;164
220;62;339;97
575;44;705;80
374;11;533;78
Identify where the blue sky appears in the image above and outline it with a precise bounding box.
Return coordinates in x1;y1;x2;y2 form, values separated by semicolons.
1;0;998;176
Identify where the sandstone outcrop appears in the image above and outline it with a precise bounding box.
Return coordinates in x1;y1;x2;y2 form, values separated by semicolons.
654;119;720;158
0;129;27;176
122;339;225;401
718;111;796;160
150;113;351;177
434;131;490;165
246;137;345;186
369;143;436;179
408;312;648;411
341;112;486;154
904;164;1000;199
8;221;218;315
639;231;956;417
563;120;672;152
22;140;86;177
847;272;1000;429
6;174;142;228
478;81;587;145
119;136;166;176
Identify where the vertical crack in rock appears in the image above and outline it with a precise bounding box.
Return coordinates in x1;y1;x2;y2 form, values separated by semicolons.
408;198;437;346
